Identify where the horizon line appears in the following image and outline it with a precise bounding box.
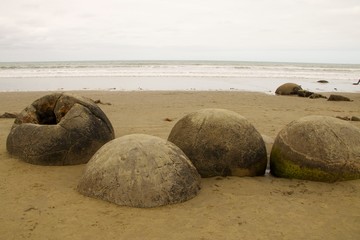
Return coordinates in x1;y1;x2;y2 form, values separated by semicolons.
1;59;359;65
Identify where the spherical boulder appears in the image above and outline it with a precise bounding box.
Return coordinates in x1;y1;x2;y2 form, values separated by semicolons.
270;115;360;182
168;109;267;177
275;83;302;95
77;134;201;208
6;93;115;165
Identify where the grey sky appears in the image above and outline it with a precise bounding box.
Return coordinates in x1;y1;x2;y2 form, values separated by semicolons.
1;0;360;63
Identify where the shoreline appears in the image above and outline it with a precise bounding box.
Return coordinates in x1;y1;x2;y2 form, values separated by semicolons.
1;91;359;239
1;75;360;93
1;87;359;94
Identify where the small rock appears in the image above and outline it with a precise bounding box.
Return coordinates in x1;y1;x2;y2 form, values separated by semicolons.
297;90;314;98
309;93;327;99
90;99;111;105
328;95;352;101
0;112;18;118
164;118;173;122
336;116;350;121
317;80;329;83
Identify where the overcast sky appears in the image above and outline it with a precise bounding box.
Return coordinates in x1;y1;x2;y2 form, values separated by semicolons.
1;0;360;63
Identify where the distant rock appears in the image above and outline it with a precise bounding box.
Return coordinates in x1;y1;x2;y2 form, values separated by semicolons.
328;94;352;101
89;98;111;105
297;89;314;98
0;112;18;118
309;93;327;99
295;90;327;99
317;80;329;83
275;83;302;95
336;116;360;121
336;116;351;121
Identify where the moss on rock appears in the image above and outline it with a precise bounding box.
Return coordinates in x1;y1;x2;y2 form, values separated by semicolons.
270;115;360;182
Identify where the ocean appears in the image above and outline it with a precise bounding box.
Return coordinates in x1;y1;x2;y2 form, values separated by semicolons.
0;60;359;94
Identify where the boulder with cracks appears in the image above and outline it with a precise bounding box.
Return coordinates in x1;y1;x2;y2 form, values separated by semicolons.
6;93;115;165
77;134;201;208
168;109;267;178
270;115;360;182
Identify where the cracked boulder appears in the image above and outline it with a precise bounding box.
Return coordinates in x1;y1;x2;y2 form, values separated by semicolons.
270;115;360;182
168;109;267;177
77;134;201;208
6;93;115;165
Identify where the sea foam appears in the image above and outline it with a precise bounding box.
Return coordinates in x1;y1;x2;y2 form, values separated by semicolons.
0;61;359;93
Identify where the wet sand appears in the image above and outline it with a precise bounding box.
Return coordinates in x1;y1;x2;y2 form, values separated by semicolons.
0;91;359;239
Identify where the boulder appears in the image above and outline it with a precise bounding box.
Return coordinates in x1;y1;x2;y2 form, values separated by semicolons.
77;134;201;208
297;89;314;98
317;80;329;83
0;112;18;118
6;93;115;165
336;116;351;121
270;115;360;182
328;94;352;101
309;93;327;99
351;116;360;121
168;109;267;177
275;83;302;95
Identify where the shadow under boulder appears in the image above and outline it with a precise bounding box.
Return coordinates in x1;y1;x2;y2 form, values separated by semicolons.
6;93;115;165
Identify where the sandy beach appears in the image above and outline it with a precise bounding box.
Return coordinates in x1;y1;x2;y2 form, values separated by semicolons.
0;90;359;239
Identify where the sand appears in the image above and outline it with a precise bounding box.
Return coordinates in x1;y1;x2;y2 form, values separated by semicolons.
0;91;359;239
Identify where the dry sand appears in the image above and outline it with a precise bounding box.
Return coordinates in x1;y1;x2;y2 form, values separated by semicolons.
0;91;359;240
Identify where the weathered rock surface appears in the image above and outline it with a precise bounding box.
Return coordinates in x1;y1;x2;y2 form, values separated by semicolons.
168;109;267;177
77;134;201;208
275;83;302;95
270;115;360;182
6;93;115;165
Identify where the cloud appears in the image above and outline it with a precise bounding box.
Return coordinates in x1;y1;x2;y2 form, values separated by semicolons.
0;0;359;62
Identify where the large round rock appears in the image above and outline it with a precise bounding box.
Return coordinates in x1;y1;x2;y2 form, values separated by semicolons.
6;93;115;165
77;134;201;208
275;83;302;95
270;115;360;182
168;109;267;177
